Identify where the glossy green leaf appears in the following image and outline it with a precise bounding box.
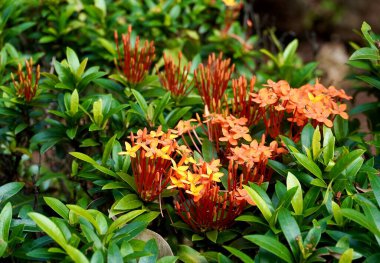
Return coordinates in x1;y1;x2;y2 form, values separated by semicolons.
157;256;179;263
114;194;142;210
206;230;218;243
28;212;67;248
177;245;207;263
339;248;353;263
223;246;254;263
0;182;24;204
312;126;321;160
70;89;79;116
67;205;101;234
245;235;293;263
108;209;146;234
243;185;272;222
287;172;303;214
0;203;12;243
44;197;69;220
349;47;379;60
102;134;117;165
368;173;380;208
341;208;380;236
278;208;301;259
291;150;323;180
66;47;80;73
65;244;89;263
328;149;365;180
131;89;148;114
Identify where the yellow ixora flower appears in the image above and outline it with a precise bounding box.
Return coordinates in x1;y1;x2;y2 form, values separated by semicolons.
223;0;239;7
118;142;141;158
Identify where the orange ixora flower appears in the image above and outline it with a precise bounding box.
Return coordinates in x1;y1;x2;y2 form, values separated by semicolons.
119;127;178;201
157;52;193;100
11;58;40;102
194;53;235;113
114;25;155;84
249;79;352;141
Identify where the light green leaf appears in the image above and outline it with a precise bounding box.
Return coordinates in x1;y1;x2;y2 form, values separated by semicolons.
177;245;207;263
102;134;117;165
65;244;89;263
93;99;103;125
108;209;146;234
0;203;12;243
114;194;142;210
291;150;323;180
312;126;321;160
223;246;254;263
243;185;272;223
287;172;303;215
245;235;293;263
349;47;379;60
328;149;365;180
67;205;101;234
44;197;69;220
339;248;353;263
70;89;79;116
28;212;67;248
66;47;80;73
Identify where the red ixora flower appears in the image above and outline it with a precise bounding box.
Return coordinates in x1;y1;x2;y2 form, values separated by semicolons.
11;58;40;102
157;52;193;100
114;25;155;84
194;53;235;113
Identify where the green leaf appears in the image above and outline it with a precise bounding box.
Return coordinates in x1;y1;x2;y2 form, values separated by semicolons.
44;197;69;220
93;99;103;125
157;256;179;263
131;89;148;114
0;203;12;243
177;245;207;263
312;126;321;160
107;243;123;263
0;182;24;205
243;185;272;223
202;138;217;162
245;235;293;263
323;126;335;166
301;123;314;154
65;244;89;263
70;152;97;165
287;172;303;214
66;205;101;234
108;210;146;234
328;149;365;180
339;248;353;263
28;212;67;248
283;39;298;66
278;208;301;260
223;246;254;263
66;47;80;73
70;89;79;115
102;134;117;165
206;230;218;243
165;106;191;128
341;208;380;237
333;116;348;142
349;47;379;60
332;201;343;226
368;173;380;208
291;150;323;180
153;91;170;124
114;194;142;210
356;75;380;90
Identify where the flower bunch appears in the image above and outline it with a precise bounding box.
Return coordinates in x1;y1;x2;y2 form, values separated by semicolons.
114;25;155;84
157;52;193;100
11;58;40;102
194;53;235;113
119;127;177;201
228;76;263;127
250;79;352;140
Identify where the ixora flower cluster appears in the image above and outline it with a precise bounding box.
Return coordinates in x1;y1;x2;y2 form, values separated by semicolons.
119;115;283;232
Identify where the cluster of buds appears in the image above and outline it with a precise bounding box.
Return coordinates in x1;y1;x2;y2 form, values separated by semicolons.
11;58;40;102
114;25;155;84
119;127;177;201
194;53;235;113
250;80;352;141
157;52;193;100
228;76;263;127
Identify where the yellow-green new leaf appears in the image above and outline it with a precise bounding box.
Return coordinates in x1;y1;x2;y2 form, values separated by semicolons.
312;126;321;160
70;89;79;116
243;185;272;223
287;172;303;215
28;212;67;249
339;248;353;263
